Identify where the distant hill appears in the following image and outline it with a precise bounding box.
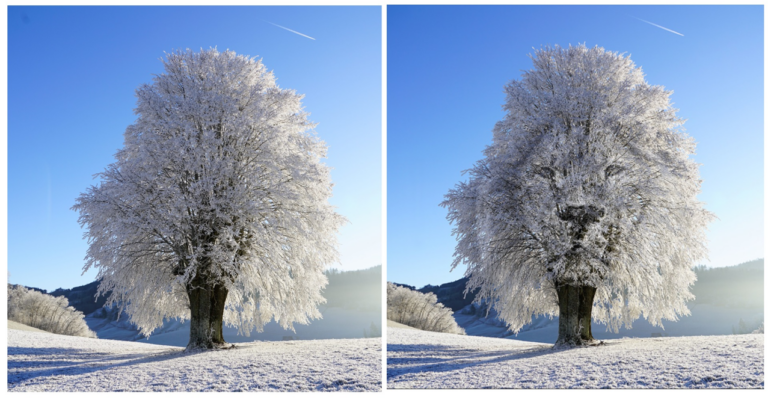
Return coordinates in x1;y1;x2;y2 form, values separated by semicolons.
16;285;49;295
389;282;416;291
324;265;381;312
690;259;763;308
13;282;109;316
49;280;109;316
417;277;477;312
388;279;477;312
390;277;476;312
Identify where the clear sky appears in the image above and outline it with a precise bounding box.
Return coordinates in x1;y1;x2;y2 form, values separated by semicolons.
7;6;382;292
388;5;764;288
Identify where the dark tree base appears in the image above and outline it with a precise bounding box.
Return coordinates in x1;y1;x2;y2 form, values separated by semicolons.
186;270;231;351
555;284;598;347
553;338;605;349
184;341;235;352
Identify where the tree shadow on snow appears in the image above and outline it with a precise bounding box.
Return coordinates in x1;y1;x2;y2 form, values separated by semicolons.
7;346;185;387
387;343;581;379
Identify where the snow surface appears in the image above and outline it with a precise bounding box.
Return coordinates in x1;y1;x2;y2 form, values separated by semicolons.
8;320;47;333
387;327;764;389
8;328;381;391
386;319;418;330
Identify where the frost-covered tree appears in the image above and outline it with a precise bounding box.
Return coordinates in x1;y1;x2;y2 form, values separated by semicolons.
73;48;344;350
7;285;96;338
387;282;465;335
442;45;713;346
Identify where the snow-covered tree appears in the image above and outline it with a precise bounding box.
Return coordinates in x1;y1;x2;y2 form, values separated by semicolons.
387;282;465;335
7;285;96;338
442;45;713;346
73;48;344;349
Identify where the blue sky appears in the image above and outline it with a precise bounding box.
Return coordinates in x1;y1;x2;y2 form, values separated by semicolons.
388;5;764;288
7;6;382;291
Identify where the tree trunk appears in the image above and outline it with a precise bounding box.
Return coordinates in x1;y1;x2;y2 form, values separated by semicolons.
555;284;597;346
186;273;230;350
578;286;596;342
209;283;229;345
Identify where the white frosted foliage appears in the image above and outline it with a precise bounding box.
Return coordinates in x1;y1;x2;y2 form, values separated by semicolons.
7;285;96;338
73;48;344;336
441;44;713;334
387;282;465;335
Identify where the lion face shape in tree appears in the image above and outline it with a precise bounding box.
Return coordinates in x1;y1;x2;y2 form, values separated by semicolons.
486;123;651;289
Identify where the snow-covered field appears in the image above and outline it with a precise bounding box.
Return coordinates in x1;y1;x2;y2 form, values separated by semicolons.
387;327;764;389
8;327;381;391
386;320;418;330
8;320;48;333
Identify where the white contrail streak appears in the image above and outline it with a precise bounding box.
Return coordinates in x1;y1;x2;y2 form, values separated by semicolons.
635;17;684;37
266;21;315;40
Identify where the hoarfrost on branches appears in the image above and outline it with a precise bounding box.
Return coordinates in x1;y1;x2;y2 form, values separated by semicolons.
73;49;345;344
387;283;465;335
441;44;714;340
7;285;96;338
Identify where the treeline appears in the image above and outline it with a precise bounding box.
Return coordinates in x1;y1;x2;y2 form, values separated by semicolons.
387;282;465;335
7;285;96;338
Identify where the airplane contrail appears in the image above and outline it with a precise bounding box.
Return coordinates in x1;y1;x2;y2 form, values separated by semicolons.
266;21;315;40
634;17;684;37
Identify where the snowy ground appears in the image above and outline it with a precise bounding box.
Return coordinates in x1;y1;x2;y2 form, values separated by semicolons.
386;320;418;330
387;327;764;389
8;320;48;333
8;327;381;391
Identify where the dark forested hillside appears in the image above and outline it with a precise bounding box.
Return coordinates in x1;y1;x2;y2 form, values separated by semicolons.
48;281;109;316
417;277;477;312
389;282;416;291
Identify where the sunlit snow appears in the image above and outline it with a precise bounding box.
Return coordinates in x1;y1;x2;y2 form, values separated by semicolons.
8;328;381;392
